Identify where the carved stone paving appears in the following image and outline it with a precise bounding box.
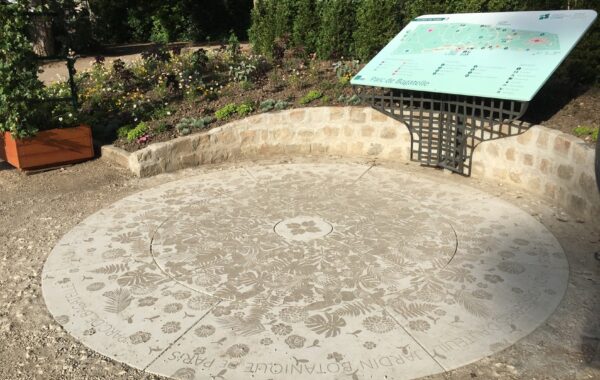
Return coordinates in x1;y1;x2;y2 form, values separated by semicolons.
42;163;569;380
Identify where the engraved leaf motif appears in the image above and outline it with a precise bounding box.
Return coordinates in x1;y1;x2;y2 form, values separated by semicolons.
104;288;133;314
393;302;438;320
305;313;346;338
217;316;266;336
453;290;489;318
333;301;376;317
91;263;130;275
117;269;166;287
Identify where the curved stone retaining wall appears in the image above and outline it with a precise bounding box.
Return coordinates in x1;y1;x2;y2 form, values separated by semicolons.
102;106;599;223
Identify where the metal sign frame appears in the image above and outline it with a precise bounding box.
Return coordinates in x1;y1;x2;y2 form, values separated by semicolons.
355;86;529;176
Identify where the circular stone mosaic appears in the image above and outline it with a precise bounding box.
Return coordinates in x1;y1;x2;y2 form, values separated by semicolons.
42;163;568;380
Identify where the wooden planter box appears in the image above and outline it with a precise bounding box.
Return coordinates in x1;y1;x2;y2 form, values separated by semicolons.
0;125;94;170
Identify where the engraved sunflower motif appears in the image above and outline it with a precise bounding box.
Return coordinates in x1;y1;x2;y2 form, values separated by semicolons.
226;344;250;358
138;296;158;307
163;303;183;314
129;331;151;344
161;321;181;334
284;334;306;349
362;315;396;334
271;323;292;336
194;325;216;338
408;319;431;332
279;307;309;323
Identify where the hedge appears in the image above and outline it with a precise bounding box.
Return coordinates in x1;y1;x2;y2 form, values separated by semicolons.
249;0;600;84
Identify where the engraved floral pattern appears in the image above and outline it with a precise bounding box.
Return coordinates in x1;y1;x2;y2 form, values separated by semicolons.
194;325;216;338
284;334;306;349
42;163;569;380
226;344;250;358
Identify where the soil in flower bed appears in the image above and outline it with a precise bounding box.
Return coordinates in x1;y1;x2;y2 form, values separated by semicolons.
113;60;355;152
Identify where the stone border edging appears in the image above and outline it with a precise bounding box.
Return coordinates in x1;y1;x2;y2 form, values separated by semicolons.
101;106;599;224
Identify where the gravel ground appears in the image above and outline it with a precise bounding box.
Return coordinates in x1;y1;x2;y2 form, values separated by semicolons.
0;156;599;380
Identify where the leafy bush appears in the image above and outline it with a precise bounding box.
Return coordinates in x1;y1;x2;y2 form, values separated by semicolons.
236;102;254;117
0;1;46;138
274;100;291;111
316;0;357;59
292;0;320;53
333;60;360;84
126;122;149;141
215;103;238;120
229;61;258;82
227;31;242;62
176;116;213;133
259;99;276;112
299;90;323;105
338;94;362;105
117;125;133;139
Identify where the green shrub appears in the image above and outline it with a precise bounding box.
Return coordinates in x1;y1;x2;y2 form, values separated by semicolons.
227;31;242;62
333;60;360;84
215;103;238;120
236;103;254;117
300;90;323;105
126;122;149;141
573;125;599;142
155;122;169;133
274;100;291;111
259;99;276;112
354;0;403;61
316;0;357;59
0;1;45;138
292;0;320;52
229;61;258;82
175;117;205;136
117;125;133;139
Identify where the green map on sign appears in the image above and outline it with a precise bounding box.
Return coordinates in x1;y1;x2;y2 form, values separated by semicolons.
351;10;597;101
396;23;560;55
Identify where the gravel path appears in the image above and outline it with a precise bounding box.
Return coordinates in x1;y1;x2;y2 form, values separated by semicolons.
0;157;598;379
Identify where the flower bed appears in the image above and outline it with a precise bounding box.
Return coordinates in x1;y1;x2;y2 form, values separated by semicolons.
48;40;363;152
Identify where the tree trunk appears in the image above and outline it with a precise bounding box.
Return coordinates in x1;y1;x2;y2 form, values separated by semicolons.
30;0;55;57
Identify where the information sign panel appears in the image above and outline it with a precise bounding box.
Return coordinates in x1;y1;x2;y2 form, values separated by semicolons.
351;10;597;101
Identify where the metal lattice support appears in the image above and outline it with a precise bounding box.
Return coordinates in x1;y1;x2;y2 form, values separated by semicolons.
355;87;530;176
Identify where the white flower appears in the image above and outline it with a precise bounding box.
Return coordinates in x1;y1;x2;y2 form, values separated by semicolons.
166;111;171;115
133;104;137;109
59;117;63;122
68;113;73;117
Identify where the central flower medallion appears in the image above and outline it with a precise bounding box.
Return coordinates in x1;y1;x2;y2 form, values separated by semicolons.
274;215;333;241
